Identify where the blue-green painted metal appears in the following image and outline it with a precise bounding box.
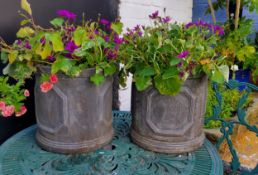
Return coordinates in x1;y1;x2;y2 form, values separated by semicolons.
0;111;223;175
205;80;258;174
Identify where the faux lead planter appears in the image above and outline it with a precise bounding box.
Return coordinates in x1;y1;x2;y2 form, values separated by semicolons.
131;76;208;153
34;67;114;154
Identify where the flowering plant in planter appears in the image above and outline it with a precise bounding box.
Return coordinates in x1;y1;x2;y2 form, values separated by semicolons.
119;11;229;95
0;0;123;117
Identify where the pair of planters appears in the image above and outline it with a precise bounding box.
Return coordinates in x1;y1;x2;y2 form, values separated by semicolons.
35;66;208;154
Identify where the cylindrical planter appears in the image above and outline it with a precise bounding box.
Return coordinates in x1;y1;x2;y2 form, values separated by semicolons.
131;76;208;153
34;66;114;154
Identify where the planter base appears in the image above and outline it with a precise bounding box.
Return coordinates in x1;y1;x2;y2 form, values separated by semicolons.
131;129;205;153
36;129;114;154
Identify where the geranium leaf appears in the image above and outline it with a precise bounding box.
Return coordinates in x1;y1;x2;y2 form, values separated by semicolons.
103;63;117;76
111;22;123;34
169;58;181;66
8;51;18;64
73;27;86;46
51;56;75;74
134;75;152;91
40;42;52;59
162;67;179;79
154;75;182;95
90;73;105;85
16;27;34;38
21;0;32;15
49;33;64;52
50;18;64;27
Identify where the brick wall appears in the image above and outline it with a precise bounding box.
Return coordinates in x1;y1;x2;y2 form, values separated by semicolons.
118;0;193;111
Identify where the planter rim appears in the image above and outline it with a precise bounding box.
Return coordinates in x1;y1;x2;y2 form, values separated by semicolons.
36;65;96;78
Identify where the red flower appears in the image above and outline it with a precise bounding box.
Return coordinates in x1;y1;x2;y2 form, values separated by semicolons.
1;105;15;117
0;101;6;110
50;74;58;84
24;89;30;97
40;81;53;93
15;106;27;117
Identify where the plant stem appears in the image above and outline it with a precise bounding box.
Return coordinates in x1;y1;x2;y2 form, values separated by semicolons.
235;0;241;29
226;0;230;19
208;0;217;24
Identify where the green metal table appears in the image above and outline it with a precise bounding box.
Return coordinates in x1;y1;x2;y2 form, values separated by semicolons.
0;111;223;175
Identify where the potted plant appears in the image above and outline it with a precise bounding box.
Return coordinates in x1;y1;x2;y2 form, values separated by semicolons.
0;0;123;153
207;0;257;89
118;11;229;153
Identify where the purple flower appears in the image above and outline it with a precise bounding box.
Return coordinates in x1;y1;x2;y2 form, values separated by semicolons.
213;25;225;36
162;16;171;23
179;72;185;78
25;41;31;49
149;11;159;19
65;41;79;53
47;55;55;62
94;30;99;35
185;22;194;28
104;48;117;60
177;62;184;68
100;19;110;26
134;25;141;31
64;53;73;59
40;37;46;45
17;39;22;45
177;51;189;59
103;36;110;42
114;35;123;45
138;31;143;37
196;20;205;27
57;10;77;19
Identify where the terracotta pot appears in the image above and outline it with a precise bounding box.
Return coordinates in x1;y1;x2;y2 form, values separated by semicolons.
34;66;114;154
131;76;208;153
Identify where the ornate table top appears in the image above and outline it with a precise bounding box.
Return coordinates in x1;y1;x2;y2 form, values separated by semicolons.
0;111;223;175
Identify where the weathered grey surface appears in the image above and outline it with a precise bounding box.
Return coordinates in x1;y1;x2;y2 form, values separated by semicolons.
34;67;114;154
131;76;208;153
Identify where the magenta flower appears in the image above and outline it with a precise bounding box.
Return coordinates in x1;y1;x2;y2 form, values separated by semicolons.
104;48;117;60
40;37;46;45
134;25;141;31
57;10;76;19
114;35;123;45
65;41;79;53
103;36;110;42
177;51;189;59
213;25;225;36
17;39;22;45
162;16;171;23
149;11;159;19
138;31;143;37
177;62;184;68
47;55;55;62
185;22;194;28
25;41;31;49
100;19;110;26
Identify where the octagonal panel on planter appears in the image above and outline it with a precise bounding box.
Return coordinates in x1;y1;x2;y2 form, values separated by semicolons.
146;87;196;136
35;84;67;134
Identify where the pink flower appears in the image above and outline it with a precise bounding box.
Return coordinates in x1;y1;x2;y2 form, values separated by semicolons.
15;106;27;117
40;81;53;93
50;74;58;84
0;101;6;110
1;105;15;117
24;89;30;97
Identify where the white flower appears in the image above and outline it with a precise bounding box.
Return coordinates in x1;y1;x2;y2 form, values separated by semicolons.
231;65;239;71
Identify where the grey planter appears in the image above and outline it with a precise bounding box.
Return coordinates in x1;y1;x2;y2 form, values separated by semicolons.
131;76;208;153
34;66;114;154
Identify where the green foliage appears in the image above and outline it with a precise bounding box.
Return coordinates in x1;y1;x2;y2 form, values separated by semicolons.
0;77;27;112
204;82;253;128
119;16;228;95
